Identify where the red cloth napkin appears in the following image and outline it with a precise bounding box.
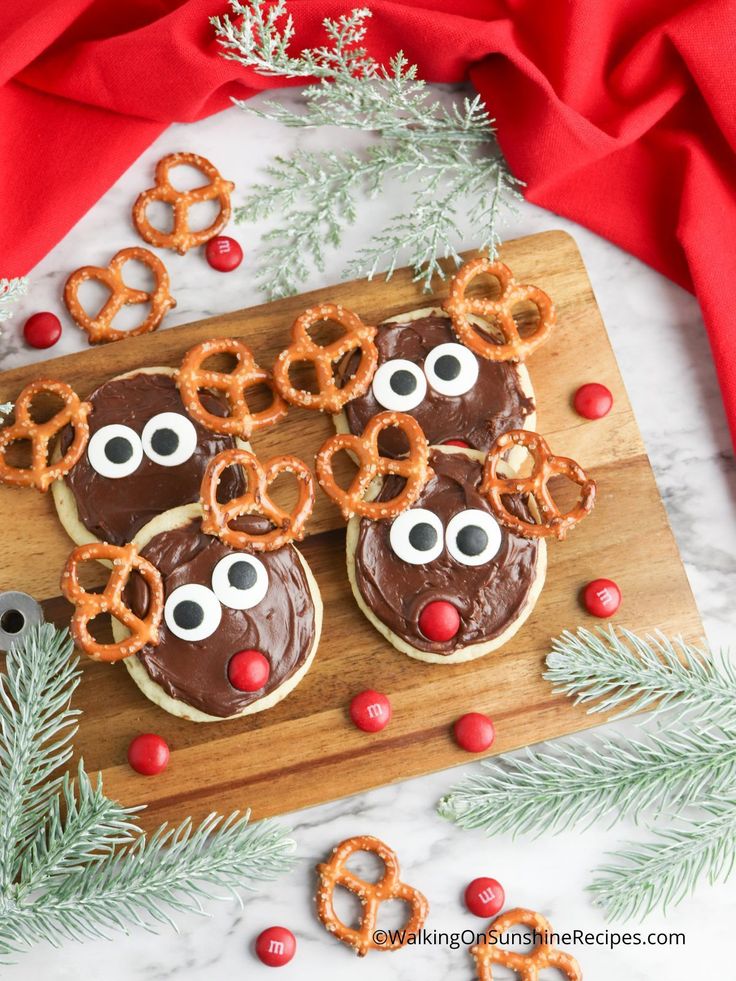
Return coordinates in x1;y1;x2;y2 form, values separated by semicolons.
3;1;735;444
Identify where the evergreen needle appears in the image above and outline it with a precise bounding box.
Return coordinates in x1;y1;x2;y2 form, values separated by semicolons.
0;276;27;326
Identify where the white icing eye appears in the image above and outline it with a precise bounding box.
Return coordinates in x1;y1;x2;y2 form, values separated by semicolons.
211;553;268;610
389;508;444;565
87;424;143;479
424;342;479;396
164;583;222;641
372;359;427;411
142;412;198;467
446;509;502;566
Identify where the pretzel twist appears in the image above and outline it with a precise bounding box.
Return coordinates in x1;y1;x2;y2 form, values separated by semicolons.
200;448;314;551
316;411;431;520
132;152;234;254
178;338;288;439
482;430;595;540
64;247;176;344
471;908;582;980
444;257;554;362
61;542;164;662
0;380;91;492
316;836;429;956
273;303;378;412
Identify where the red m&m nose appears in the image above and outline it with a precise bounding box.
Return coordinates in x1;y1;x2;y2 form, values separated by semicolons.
444;438;470;448
418;600;460;642
228;649;270;691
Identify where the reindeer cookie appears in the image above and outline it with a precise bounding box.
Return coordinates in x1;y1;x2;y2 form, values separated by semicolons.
61;449;322;722
316;414;595;663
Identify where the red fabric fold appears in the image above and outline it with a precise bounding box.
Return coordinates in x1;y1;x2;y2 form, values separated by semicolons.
2;0;735;443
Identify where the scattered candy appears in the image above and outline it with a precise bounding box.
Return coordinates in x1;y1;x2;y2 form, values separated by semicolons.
350;689;392;732
443;438;471;448
23;312;62;349
465;877;505;918
418;600;460;642
127;733;170;775
583;578;622;618
255;926;296;967
454;712;495;753
573;383;613;420
228;649;270;691
205;235;243;272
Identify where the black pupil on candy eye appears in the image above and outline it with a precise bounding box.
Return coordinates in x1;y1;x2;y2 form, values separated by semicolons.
173;600;204;630
434;354;461;381
457;525;488;556
151;428;179;456
105;436;133;464
390;370;417;396
409;522;438;551
228;561;257;590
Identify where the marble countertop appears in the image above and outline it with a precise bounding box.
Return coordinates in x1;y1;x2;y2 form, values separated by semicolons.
2;91;735;980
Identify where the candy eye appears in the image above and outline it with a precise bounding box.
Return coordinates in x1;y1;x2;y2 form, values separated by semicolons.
372;359;427;411
142;412;198;467
423;342;479;397
389;508;444;564
211;554;268;610
164;583;222;641
87;424;143;478
446;509;502;566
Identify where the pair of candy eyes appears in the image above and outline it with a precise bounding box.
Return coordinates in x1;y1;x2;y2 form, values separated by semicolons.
87;412;197;478
390;507;502;567
372;343;479;412
164;553;268;642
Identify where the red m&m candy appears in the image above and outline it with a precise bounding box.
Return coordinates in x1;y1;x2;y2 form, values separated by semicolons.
418;600;460;642
444;438;470;448
465;877;505;918
228;649;270;692
454;712;495;753
205;235;243;272
255;926;296;967
574;383;613;420
23;312;62;349
127;733;169;775
350;689;392;732
583;578;621;618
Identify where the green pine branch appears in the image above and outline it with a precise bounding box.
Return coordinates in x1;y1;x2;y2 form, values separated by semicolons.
0;276;27;325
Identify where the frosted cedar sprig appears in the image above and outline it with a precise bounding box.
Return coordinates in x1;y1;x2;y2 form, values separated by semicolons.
0;276;27;325
211;1;521;297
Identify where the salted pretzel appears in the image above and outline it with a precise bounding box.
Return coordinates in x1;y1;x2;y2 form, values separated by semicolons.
200;448;314;551
61;542;164;662
471;907;582;980
444;257;554;362
64;246;176;344
132;152;234;254
315;835;429;956
482;430;595;540
272;303;378;413
316;411;431;520
0;380;91;492
178;337;287;439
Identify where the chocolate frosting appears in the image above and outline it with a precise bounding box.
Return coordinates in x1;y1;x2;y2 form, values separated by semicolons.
339;315;534;455
128;515;316;718
61;372;244;545
353;450;539;654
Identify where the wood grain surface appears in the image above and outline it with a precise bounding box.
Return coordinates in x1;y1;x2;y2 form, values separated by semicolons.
0;231;702;828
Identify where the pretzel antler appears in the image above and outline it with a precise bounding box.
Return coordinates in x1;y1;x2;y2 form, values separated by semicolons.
200;448;315;551
0;380;91;492
316;411;432;521
471;907;582;980
444;257;554;362
61;542;164;662
482;430;596;540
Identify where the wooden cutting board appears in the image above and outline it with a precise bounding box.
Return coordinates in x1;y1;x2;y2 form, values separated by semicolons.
0;231;702;829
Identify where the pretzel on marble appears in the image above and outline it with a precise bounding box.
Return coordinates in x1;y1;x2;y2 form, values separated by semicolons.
132;152;234;254
0;380;91;492
315;835;429;956
64;246;176;344
272;303;378;413
482;430;595;540
200;448;314;551
61;542;164;662
178;337;288;439
471;907;582;980
316;411;431;521
443;257;554;362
